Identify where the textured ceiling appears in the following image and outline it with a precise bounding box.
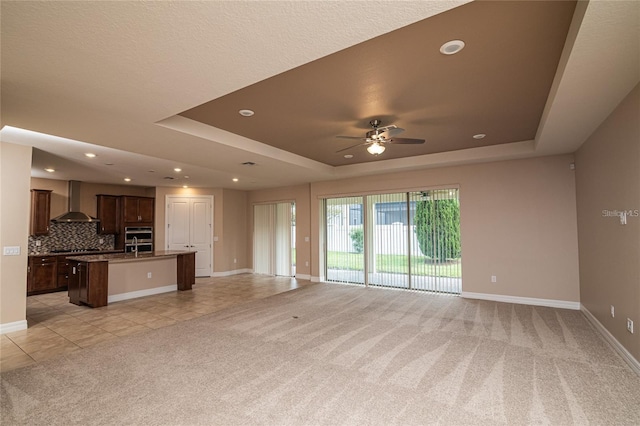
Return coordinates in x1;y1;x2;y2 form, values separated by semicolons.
1;1;638;189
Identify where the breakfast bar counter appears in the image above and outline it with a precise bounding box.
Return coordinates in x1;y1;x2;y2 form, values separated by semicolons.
67;251;195;308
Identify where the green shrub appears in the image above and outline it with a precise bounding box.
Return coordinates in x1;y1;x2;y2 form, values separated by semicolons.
414;198;460;261
349;227;364;253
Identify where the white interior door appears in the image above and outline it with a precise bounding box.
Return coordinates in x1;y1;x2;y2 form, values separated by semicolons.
167;198;190;251
166;195;213;277
190;197;212;277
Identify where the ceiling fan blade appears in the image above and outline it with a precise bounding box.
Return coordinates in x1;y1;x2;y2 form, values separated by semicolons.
378;125;405;137
387;137;425;144
336;142;366;153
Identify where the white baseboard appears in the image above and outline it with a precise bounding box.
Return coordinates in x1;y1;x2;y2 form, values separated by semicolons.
108;285;178;303
581;304;640;375
211;268;253;277
0;319;28;335
295;274;311;281
461;291;580;310
311;276;323;283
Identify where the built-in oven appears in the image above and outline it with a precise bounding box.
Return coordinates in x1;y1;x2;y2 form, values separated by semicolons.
124;226;153;253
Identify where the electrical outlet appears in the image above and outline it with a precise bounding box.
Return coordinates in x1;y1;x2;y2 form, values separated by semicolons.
99;238;104;244
147;272;152;279
627;318;634;334
233;258;237;264
305;261;309;267
35;240;42;247
611;305;615;318
491;275;497;283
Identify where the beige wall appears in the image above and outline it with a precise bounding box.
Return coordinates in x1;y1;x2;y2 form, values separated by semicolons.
1;142;32;327
575;84;639;360
247;184;311;276
30;177;68;218
308;155;580;302
221;189;248;271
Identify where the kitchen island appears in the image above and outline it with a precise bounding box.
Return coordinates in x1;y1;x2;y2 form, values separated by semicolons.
67;251;195;308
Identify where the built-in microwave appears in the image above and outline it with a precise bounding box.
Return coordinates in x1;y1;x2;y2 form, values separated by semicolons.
124;226;153;253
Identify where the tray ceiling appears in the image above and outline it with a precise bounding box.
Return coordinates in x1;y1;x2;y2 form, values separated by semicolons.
179;1;576;166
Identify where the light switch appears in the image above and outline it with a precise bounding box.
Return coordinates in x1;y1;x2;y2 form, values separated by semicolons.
304;236;309;242
3;246;20;256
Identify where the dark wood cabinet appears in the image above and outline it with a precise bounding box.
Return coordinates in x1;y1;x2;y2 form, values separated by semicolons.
30;189;52;236
96;194;119;234
27;256;57;294
122;196;154;225
69;260;108;308
177;252;196;291
57;256;70;289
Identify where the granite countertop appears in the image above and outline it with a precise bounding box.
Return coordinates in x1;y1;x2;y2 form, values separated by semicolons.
66;250;194;263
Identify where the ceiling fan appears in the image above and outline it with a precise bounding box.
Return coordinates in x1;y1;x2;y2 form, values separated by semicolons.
336;119;425;155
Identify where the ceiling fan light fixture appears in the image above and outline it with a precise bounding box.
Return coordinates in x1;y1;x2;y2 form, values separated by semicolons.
367;142;386;155
440;40;465;55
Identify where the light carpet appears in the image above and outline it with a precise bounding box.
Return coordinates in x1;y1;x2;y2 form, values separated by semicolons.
2;283;639;425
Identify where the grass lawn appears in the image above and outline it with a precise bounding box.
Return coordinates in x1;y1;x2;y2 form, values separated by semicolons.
326;251;462;278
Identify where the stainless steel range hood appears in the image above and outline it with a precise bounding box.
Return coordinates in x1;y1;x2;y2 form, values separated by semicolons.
51;180;100;223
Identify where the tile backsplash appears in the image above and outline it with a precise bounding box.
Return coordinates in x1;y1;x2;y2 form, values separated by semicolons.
28;222;115;254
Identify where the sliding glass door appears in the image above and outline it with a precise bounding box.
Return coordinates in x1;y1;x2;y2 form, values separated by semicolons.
323;190;461;294
325;197;365;284
367;193;411;288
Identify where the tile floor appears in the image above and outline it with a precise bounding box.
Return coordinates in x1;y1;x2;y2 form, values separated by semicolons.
1;274;313;373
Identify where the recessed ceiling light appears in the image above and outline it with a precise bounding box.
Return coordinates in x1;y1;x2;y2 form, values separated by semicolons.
44;168;55;173
242;161;256;166
238;109;254;117
174;168;182;172
440;40;465;55
232;178;239;182
148;170;155;173
344;154;354;159
105;163;114;166
183;185;188;189
473;133;486;140
84;153;96;158
184;175;190;179
124;178;131;182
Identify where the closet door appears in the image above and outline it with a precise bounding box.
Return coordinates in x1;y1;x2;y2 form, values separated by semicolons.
166;196;213;277
190;197;212;277
167;198;191;251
